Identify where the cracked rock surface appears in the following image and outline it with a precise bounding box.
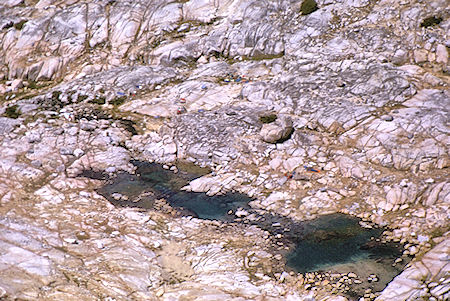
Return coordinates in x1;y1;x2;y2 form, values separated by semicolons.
0;0;449;300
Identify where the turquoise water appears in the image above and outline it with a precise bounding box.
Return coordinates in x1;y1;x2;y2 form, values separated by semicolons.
96;161;252;221
92;161;406;297
285;214;393;273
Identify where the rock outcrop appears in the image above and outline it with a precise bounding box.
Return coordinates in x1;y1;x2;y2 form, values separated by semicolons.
0;0;449;300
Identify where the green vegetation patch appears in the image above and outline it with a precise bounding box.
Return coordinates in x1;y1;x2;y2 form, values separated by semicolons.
77;94;88;102
300;0;318;15
259;113;278;124
110;96;126;106
52;90;62;101
4;104;21;119
89;96;106;105
14;20;28;30
420;16;443;27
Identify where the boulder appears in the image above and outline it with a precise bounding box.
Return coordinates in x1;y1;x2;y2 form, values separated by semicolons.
260;116;294;144
391;49;408;65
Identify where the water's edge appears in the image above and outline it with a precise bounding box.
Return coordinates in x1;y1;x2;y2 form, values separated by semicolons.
84;161;409;298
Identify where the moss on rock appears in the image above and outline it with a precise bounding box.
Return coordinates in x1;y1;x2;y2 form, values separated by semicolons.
110;96;126;106
259;114;278;124
13;20;27;30
420;16;443;27
4;104;21;119
300;0;318;15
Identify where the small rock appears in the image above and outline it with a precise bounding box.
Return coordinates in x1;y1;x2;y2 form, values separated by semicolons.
279;271;289;282
436;44;448;65
392;49;408;65
54;128;64;135
414;49;428;64
425;178;435;184
368;274;379;282
27;133;41;143
60;147;74;155
63;238;78;244
336;80;346;87
394;258;403;264
111;193;122;200
412;208;426;218
105;166;116;173
408;245;419;255
31;160;42;168
417;235;429;243
269;157;283;170
111;231;120;237
80;121;97;131
155;288;164;297
73;148;84;157
11;79;23;91
235;208;249;217
381;114;394;122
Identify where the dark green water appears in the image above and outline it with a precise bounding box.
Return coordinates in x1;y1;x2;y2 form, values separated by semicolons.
95;161;252;221
286;214;389;273
89;161;406;297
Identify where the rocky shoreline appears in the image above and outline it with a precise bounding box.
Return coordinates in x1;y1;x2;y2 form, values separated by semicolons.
1;0;449;300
